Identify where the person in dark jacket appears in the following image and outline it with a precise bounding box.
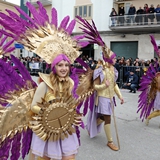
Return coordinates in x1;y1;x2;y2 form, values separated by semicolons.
110;8;118;26
148;4;155;24
118;6;125;26
136;7;144;25
155;4;160;24
143;4;149;24
128;4;136;24
122;71;139;93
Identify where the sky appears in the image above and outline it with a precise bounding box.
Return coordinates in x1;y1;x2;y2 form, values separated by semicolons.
6;0;20;5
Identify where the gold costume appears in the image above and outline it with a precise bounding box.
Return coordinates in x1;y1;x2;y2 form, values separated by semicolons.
94;66;122;106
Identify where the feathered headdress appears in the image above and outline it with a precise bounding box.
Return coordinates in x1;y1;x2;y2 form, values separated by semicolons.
0;1;89;64
76;16;116;64
137;35;160;121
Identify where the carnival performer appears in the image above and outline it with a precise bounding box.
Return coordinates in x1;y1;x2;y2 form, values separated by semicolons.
0;1;94;160
137;35;160;126
76;16;124;151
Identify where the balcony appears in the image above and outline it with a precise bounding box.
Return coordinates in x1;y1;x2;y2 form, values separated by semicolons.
24;0;52;7
114;0;135;2
109;13;160;33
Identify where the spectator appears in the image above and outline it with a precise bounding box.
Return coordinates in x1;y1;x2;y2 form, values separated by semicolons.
155;4;160;24
143;4;149;25
90;60;96;70
110;8;118;26
118;6;125;26
148;4;155;24
136;7;144;25
122;71;139;93
128;4;136;24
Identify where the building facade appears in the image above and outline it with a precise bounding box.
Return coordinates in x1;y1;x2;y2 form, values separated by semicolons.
52;0;160;61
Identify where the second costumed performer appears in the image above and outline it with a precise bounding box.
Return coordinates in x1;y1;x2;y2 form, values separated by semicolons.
76;16;124;151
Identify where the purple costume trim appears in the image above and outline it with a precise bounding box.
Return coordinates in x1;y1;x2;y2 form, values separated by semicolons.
103;53;116;64
51;54;70;69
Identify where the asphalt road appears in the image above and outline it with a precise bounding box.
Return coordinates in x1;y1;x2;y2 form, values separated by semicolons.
22;76;159;160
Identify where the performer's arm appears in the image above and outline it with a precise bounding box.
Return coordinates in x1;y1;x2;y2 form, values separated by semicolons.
31;82;46;114
94;76;106;91
114;83;122;99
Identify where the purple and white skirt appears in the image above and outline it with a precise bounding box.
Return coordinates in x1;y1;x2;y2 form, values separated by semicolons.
96;96;114;115
31;131;79;159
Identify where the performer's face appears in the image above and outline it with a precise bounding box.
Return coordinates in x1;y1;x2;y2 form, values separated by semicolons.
112;57;117;65
55;60;70;77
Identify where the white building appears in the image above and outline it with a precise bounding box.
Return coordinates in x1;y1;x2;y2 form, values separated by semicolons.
52;0;160;61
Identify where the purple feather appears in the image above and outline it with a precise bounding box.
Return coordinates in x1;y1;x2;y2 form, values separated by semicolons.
6;9;33;29
4;47;15;53
73;35;85;41
2;39;14;51
51;8;58;27
78;41;89;48
26;129;32;155
150;35;159;54
26;2;43;26
76;101;83;114
37;1;49;23
11;55;37;87
59;16;70;30
0;36;7;46
21;128;32;159
75;126;81;145
10;133;21;160
15;6;37;28
66;19;76;35
0;138;13;160
0;32;2;38
0;29;15;38
76;57;89;69
83;97;89;116
89;93;95;111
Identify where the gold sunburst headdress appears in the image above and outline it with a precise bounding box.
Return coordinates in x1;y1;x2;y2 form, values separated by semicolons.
0;1;89;64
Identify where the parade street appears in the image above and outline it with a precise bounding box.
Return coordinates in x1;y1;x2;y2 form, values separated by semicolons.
24;76;160;160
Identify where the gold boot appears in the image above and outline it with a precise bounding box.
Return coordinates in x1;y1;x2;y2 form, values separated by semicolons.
104;124;119;151
146;110;160;126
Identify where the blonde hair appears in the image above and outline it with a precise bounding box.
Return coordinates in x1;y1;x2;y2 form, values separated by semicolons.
50;72;73;97
96;59;104;69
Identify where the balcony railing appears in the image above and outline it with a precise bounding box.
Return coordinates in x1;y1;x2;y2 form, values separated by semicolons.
109;13;160;32
24;0;52;6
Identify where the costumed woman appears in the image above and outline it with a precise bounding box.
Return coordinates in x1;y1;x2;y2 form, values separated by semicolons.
137;35;160;126
0;1;94;160
76;17;124;151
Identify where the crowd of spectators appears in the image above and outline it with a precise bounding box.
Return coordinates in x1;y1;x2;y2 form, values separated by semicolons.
4;54;158;91
110;3;160;26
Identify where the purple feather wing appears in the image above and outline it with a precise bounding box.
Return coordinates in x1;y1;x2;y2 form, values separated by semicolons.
137;65;157;120
11;55;37;88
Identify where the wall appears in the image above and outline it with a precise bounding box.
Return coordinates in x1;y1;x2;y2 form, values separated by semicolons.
94;33;160;61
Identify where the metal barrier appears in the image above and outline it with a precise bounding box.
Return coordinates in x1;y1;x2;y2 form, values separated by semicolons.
109;13;160;27
116;66;148;88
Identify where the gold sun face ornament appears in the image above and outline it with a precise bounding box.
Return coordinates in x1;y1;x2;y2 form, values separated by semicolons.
30;97;82;141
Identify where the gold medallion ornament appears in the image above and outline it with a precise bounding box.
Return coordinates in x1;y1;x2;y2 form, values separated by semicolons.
30;97;82;141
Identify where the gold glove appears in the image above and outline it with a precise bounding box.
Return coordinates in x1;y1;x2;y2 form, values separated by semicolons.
31;105;43;114
114;84;122;99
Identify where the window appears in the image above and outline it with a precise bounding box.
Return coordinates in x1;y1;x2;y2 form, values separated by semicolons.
74;5;92;19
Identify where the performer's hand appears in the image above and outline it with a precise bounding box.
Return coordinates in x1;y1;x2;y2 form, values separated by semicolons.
105;80;110;87
120;98;124;104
